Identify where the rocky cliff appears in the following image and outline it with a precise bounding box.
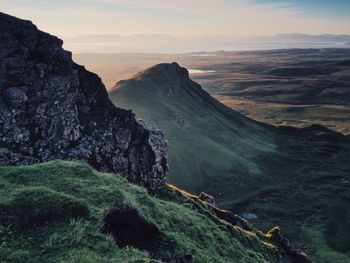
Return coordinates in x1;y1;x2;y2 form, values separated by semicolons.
0;12;168;191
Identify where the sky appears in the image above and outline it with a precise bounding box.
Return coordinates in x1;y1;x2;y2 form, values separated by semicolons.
1;0;350;38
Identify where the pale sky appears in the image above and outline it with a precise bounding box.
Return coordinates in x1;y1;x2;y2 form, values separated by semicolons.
1;0;350;38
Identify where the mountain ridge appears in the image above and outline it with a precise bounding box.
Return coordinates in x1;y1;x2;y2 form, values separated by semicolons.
110;62;350;262
113;62;268;130
66;33;350;43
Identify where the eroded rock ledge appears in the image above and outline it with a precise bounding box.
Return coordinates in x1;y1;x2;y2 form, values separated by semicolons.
0;12;168;191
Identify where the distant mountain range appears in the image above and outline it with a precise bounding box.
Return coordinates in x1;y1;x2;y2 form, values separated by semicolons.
63;33;350;53
65;33;350;44
251;33;350;43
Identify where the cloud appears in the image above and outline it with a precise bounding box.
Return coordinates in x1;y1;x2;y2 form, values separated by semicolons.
1;0;349;36
93;0;302;18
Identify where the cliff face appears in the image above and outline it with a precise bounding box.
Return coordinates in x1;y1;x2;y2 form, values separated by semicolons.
0;12;168;191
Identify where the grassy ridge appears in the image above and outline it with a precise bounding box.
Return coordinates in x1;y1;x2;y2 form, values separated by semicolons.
110;64;350;262
0;161;282;263
111;76;277;195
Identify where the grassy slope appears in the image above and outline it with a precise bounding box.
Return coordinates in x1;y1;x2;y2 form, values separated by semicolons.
110;66;350;262
111;77;277;195
0;161;282;263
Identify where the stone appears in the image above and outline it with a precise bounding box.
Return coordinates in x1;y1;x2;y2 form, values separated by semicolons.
198;192;216;206
0;12;168;192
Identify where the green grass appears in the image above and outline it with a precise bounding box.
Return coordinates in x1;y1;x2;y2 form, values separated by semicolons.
0;161;282;263
0;187;89;228
110;77;277;196
110;69;350;262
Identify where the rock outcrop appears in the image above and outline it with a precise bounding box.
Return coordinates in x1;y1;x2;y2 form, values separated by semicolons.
198;192;216;206
0;12;168;191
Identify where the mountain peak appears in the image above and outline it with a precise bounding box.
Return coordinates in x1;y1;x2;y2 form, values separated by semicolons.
113;62;192;97
136;62;188;78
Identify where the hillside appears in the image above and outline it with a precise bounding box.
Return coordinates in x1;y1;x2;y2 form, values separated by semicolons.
111;63;277;192
110;63;350;262
0;161;302;263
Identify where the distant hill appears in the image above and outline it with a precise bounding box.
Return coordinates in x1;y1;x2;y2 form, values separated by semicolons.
111;63;276;192
110;63;350;262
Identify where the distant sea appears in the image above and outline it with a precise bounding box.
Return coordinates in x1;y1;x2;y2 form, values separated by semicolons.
64;41;350;54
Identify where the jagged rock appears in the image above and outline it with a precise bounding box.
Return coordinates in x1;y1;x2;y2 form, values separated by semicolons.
0;12;168;191
198;192;216;206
